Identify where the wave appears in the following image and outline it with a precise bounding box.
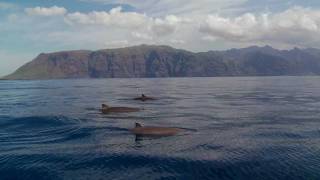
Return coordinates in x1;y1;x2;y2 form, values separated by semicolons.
0;116;78;130
1;151;319;180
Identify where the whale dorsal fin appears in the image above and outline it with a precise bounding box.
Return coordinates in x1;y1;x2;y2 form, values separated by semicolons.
135;123;142;128
102;104;110;108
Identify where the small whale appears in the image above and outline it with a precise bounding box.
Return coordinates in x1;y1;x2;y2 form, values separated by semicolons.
133;94;157;101
101;104;140;114
130;123;182;137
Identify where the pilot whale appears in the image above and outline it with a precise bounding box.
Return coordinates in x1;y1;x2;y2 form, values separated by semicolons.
101;104;140;114
130;123;182;136
133;94;157;101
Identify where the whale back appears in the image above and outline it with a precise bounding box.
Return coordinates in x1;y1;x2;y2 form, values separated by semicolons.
102;106;140;113
131;123;182;136
133;95;156;101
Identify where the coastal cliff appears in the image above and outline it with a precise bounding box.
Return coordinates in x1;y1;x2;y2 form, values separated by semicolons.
4;45;320;79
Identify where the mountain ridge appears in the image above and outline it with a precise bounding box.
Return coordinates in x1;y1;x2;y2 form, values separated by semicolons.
3;45;320;80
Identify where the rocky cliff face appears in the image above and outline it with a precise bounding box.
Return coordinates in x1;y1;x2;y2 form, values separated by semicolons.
5;50;92;79
4;45;320;79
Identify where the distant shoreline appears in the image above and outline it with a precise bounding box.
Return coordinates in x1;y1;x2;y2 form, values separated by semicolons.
1;75;320;81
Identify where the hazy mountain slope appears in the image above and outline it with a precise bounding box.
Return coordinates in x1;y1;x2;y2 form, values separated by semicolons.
5;50;92;80
4;45;320;80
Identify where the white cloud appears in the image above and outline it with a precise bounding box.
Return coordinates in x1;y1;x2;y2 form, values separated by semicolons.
65;6;148;28
65;7;189;38
170;39;185;44
0;2;15;10
131;32;153;40
25;6;67;16
81;0;247;16
17;5;320;50
104;39;129;48
200;13;258;41
151;15;190;36
7;14;18;22
199;7;320;47
10;5;320;54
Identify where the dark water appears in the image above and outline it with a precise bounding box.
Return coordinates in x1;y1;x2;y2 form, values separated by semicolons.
1;77;320;180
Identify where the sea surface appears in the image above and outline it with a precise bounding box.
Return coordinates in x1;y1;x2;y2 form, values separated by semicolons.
1;76;320;180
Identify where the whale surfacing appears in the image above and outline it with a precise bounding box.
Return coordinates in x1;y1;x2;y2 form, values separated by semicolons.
101;104;140;114
130;123;182;136
133;94;157;101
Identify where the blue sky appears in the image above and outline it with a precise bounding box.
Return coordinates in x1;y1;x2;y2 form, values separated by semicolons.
1;0;320;76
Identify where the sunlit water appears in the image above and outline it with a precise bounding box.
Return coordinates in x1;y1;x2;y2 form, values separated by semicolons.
1;76;320;180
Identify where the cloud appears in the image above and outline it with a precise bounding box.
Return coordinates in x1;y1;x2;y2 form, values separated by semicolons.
170;39;185;44
65;6;148;28
131;32;153;40
199;7;320;47
18;5;320;49
104;39;129;48
65;7;188;37
80;0;247;16
0;2;15;10
200;13;258;41
25;6;67;16
151;15;190;36
11;5;320;54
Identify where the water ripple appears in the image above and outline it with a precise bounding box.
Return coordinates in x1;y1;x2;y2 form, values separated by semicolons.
1;77;320;179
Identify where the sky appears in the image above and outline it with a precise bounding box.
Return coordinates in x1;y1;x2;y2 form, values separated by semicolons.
1;0;320;76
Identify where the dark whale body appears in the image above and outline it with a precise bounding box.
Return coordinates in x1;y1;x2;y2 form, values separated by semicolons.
101;104;140;114
133;94;157;101
130;123;182;137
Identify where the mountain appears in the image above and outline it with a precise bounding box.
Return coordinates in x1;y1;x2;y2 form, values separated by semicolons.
3;45;320;80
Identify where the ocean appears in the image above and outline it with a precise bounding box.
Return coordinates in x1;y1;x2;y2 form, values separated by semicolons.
1;76;320;180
